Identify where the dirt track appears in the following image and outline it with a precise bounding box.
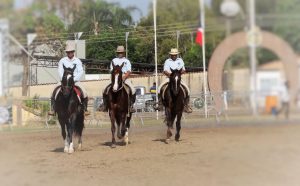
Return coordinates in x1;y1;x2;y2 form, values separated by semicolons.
1;123;300;186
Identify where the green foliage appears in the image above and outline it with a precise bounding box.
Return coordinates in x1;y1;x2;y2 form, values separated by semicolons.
23;95;50;117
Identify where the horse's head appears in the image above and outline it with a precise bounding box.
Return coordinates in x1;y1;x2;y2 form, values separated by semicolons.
61;65;76;97
169;68;182;96
111;63;124;92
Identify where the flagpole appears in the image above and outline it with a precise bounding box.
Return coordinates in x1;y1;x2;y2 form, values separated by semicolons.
199;0;208;118
153;0;159;120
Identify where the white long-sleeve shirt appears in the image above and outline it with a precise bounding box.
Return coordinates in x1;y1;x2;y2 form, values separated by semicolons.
163;58;185;73
58;56;83;82
110;57;131;73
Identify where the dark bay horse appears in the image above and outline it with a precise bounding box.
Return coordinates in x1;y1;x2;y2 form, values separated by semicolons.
55;65;84;153
107;63;132;148
161;68;185;143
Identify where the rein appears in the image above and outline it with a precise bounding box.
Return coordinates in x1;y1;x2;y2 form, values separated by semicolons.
112;82;124;92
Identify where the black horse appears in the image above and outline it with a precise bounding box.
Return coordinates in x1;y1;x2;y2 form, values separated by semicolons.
161;68;185;143
106;63;133;148
55;65;84;153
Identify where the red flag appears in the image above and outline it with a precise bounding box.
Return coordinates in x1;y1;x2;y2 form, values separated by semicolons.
195;27;204;46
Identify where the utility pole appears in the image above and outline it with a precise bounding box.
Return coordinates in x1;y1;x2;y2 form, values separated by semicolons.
0;19;9;97
248;0;257;116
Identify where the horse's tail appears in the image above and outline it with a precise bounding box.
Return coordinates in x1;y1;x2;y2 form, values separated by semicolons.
74;112;84;136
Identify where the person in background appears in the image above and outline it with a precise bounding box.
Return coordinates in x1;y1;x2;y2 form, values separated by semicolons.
277;81;290;119
150;82;157;101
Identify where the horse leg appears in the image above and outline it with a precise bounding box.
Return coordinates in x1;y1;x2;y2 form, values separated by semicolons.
124;114;132;146
175;113;182;141
165;108;172;144
66;121;75;154
110;112;117;148
120;114;128;146
117;123;122;139
58;117;68;153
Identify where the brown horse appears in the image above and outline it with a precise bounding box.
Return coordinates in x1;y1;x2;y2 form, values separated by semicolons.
161;68;185;143
106;63;133;148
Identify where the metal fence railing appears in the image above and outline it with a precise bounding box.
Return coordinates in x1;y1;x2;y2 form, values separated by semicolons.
3;90;293;129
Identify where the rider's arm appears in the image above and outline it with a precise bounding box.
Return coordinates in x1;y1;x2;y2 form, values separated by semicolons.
123;71;131;80
123;59;132;80
74;59;83;82
58;59;64;81
180;59;186;74
163;59;171;77
163;71;171;77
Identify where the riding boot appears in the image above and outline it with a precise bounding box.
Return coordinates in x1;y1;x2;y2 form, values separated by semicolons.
83;97;90;116
153;95;163;111
98;94;108;112
48;97;56;116
129;93;136;113
184;96;193;113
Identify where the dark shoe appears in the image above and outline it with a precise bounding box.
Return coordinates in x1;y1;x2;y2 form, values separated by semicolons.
129;106;136;113
184;105;193;113
98;104;107;112
184;96;193;113
48;110;56;116
153;102;163;111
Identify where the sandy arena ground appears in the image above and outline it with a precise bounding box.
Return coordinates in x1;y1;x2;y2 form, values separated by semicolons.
1;122;300;186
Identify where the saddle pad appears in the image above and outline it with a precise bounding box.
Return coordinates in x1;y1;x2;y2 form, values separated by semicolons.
73;86;82;103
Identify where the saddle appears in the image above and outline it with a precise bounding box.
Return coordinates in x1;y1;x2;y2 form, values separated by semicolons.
105;83;132;96
161;83;187;101
54;85;83;104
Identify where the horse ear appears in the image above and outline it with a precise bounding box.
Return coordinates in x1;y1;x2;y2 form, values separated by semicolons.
171;68;175;73
112;62;115;68
63;64;66;70
121;62;125;68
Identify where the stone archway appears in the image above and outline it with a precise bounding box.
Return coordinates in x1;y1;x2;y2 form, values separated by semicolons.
208;31;298;111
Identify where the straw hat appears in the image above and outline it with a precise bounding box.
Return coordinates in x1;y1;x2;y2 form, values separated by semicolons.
169;48;180;55
65;43;75;52
116;45;125;53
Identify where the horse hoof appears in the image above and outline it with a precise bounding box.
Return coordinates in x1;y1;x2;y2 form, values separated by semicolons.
78;144;82;151
165;139;170;144
175;134;180;141
68;148;74;154
64;146;69;153
124;138;129;146
111;144;116;148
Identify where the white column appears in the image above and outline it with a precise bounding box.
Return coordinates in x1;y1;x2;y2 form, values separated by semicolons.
0;32;3;96
199;0;208;118
153;0;159;119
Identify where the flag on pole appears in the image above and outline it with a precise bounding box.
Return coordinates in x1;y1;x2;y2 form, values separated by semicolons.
195;27;204;46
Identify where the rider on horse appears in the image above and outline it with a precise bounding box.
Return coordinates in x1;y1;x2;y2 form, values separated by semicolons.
155;48;193;113
99;45;136;113
48;43;90;116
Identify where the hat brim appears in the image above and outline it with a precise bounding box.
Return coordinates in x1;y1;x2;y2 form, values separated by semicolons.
116;50;125;53
169;52;179;55
65;50;75;52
